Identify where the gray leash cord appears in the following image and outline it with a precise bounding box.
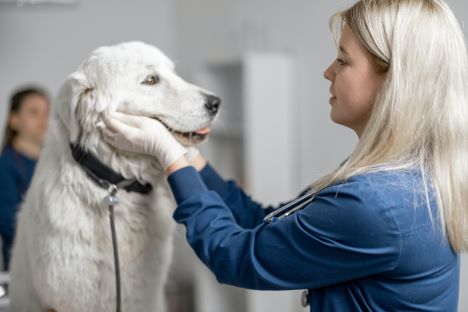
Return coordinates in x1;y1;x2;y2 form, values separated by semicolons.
104;185;122;312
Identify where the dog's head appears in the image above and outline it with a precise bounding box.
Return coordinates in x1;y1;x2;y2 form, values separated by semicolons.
56;41;220;148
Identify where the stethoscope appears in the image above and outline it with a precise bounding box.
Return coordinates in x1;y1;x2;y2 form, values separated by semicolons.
263;191;315;224
264;158;351;224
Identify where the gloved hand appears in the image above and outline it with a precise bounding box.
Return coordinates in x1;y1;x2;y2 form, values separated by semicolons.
102;112;187;169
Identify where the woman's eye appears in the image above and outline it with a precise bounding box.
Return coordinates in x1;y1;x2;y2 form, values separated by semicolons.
336;58;346;65
142;75;160;85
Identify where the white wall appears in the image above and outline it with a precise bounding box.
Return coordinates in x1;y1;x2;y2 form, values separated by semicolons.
0;0;176;129
173;0;357;190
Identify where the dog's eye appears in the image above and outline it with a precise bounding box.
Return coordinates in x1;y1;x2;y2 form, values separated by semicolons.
142;75;160;85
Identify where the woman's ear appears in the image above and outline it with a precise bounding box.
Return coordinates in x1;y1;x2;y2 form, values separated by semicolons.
56;71;95;143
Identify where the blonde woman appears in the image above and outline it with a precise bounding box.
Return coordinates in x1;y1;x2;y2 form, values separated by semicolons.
103;0;467;310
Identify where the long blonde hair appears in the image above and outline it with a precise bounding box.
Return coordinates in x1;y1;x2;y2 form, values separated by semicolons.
311;0;468;252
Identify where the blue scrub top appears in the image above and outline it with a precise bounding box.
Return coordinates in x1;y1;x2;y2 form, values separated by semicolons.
0;144;37;270
168;164;459;311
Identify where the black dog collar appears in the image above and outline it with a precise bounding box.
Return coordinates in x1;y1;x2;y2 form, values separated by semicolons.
69;143;153;194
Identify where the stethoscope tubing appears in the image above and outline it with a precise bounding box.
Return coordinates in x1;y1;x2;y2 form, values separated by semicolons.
263;192;315;224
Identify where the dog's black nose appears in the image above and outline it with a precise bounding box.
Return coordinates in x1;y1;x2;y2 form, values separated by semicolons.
205;94;221;115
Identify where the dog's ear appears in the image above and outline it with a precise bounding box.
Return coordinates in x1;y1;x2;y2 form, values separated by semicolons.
56;71;95;143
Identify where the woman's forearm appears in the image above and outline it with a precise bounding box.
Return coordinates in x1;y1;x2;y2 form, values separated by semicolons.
190;153;208;171
164;153;208;176
165;156;190;176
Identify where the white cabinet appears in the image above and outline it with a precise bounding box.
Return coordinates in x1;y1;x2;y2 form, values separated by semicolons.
186;53;307;312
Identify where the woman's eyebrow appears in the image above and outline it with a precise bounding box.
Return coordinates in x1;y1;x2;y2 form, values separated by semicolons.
339;45;350;55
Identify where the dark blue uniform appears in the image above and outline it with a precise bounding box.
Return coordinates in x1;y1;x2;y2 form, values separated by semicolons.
0;145;37;270
168;164;459;311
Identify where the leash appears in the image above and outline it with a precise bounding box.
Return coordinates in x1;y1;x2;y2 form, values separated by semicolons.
103;184;122;312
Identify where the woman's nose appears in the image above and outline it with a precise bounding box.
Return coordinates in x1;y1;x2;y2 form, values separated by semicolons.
323;64;334;82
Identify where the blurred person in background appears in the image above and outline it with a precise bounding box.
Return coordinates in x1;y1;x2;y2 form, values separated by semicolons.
0;87;50;271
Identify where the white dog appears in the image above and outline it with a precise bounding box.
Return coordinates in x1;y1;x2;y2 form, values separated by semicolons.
9;41;220;312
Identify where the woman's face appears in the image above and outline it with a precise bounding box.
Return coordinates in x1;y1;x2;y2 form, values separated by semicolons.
324;24;386;137
10;94;50;145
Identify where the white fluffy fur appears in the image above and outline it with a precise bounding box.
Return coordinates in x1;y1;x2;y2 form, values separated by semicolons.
9;41;216;311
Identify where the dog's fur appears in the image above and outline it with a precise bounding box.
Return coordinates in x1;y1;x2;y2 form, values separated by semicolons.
9;41;217;312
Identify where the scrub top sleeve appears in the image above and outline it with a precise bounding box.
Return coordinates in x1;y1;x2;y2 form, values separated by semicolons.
170;170;402;290
196;164;275;228
198;163;232;198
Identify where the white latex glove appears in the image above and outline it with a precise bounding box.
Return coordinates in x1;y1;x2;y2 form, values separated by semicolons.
102;112;187;169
